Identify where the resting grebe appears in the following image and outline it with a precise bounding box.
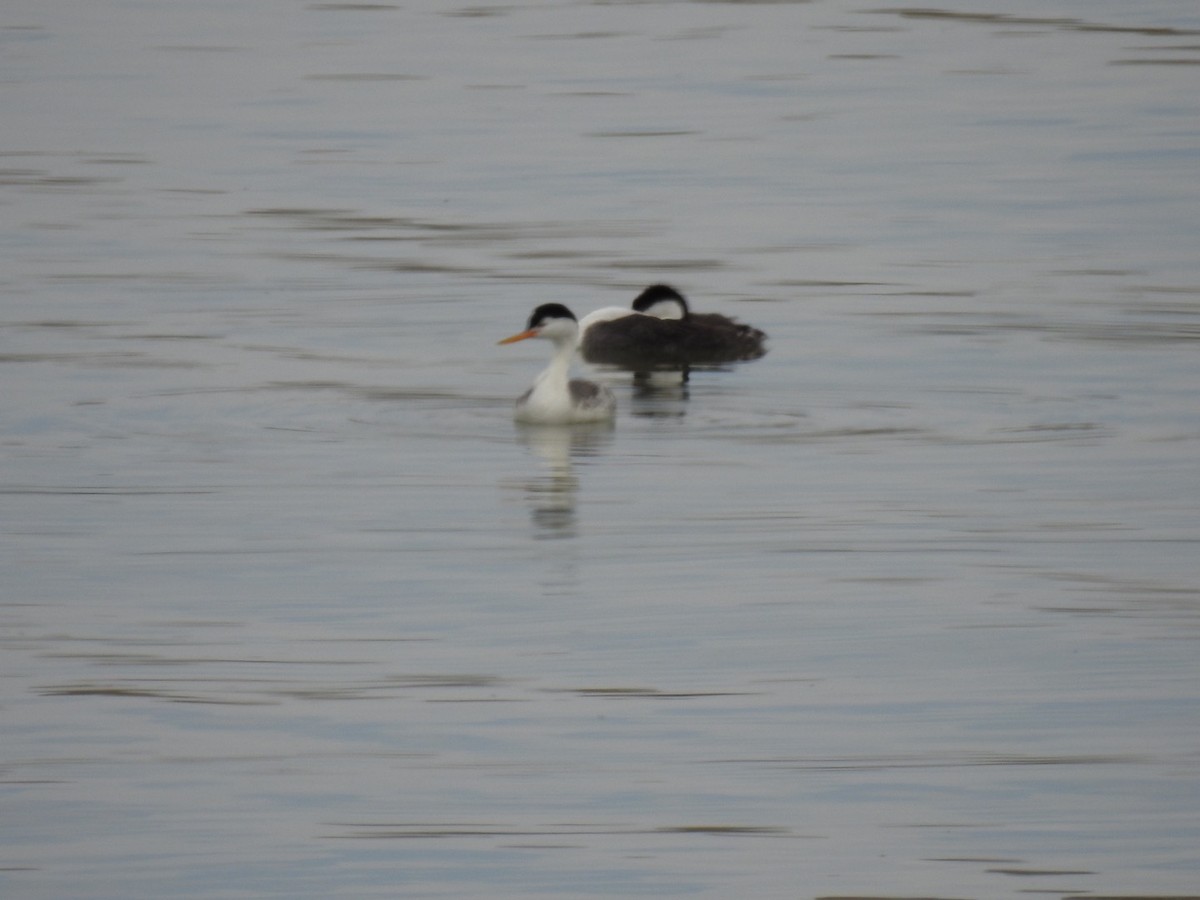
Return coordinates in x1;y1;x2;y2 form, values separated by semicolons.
578;284;767;370
498;303;617;425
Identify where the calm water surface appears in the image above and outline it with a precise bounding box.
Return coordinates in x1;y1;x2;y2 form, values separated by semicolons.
3;1;1199;898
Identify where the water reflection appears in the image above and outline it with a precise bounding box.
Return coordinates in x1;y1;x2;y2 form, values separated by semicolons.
629;369;691;418
875;7;1200;37
512;422;614;540
7;0;1200;896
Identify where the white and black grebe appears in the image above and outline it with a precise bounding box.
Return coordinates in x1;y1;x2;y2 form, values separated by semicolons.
498;303;617;425
578;284;767;371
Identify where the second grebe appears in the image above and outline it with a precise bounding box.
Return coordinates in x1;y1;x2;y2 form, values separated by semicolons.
578;284;767;370
498;304;616;425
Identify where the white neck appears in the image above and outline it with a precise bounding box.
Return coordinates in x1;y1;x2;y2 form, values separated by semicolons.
536;333;575;388
642;299;685;320
577;306;635;340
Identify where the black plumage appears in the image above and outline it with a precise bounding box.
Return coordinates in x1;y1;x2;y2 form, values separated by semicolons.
579;285;767;370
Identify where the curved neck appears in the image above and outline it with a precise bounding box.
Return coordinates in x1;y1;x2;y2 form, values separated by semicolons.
537;334;575;385
642;299;685;320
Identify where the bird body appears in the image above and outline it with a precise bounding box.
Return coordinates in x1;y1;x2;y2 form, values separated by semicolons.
575;305;638;332
578;285;766;370
499;304;616;425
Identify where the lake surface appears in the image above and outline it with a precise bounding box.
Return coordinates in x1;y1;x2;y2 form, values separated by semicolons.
3;1;1199;898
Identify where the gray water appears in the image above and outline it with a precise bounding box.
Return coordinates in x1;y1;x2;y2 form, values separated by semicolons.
3;1;1199;898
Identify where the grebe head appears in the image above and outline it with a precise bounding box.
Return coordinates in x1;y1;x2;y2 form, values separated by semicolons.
631;284;688;320
498;303;579;345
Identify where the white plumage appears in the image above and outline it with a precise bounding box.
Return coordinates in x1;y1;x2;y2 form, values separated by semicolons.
499;303;616;425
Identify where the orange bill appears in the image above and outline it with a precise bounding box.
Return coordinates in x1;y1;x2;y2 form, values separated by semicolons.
498;329;538;345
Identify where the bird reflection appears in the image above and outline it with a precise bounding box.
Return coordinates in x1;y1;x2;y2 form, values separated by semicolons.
629;369;691;419
513;422;614;540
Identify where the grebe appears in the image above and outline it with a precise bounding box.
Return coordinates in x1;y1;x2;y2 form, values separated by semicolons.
498;303;617;425
578;284;767;370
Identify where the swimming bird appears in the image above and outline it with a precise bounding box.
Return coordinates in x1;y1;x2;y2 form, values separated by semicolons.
498;303;617;425
578;284;767;371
